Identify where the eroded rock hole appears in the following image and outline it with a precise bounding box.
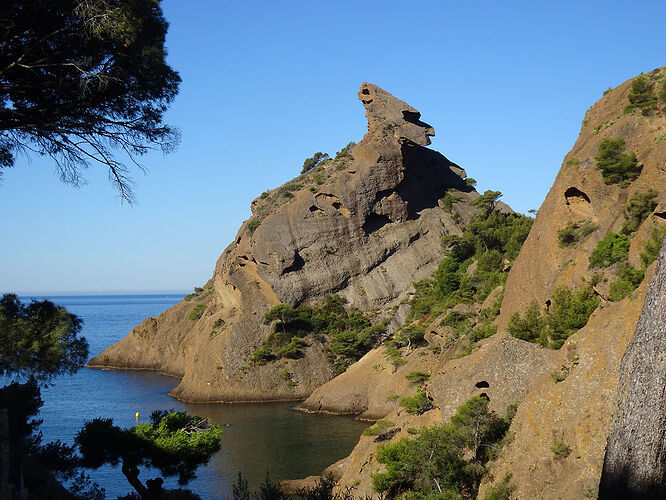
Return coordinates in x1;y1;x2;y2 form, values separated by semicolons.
361;88;370;95
565;187;591;205
654;211;666;219
479;393;490;401
281;251;305;275
475;381;490;389
363;213;392;234
408;232;421;244
402;110;423;125
309;205;323;213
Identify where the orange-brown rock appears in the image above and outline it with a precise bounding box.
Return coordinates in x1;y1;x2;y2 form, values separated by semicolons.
89;83;477;402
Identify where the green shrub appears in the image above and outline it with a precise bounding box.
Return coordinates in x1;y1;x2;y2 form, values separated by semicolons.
362;419;396;436
557;219;597;247
405;371;430;386
384;341;406;368
483;474;516;500
466;177;477;187
334;141;356;160
548;286;599;348
259;191;269;199
507;302;546;345
399;389;433;415
373;397;513;499
625;75;658;115
589;233;630;268
395;325;426;347
565;156;580;166
301;152;329;174
621;189;658;235
441;191;461;212
441;310;469;327
508;286;599;349
595;137;640;186
251;348;273;365
469;322;497;343
247;218;261;235
640;225;666;267
276;337;307;358
609;264;645;302
551;441;572;460
386;394;400;402
188;304;206;321
312;172;325;185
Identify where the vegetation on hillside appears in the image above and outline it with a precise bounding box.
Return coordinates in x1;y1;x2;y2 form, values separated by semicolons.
507;286;599;349
260;295;387;373
557;219;597;247
621;189;658;235
372;397;515;499
595;137;640;186
625;74;658;115
404;190;532;356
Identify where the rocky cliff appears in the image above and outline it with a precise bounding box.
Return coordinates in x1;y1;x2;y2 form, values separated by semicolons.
286;70;666;498
91;69;666;499
599;234;666;498
89;83;481;402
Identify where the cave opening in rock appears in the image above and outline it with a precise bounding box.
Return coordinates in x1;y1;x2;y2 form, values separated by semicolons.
362;213;392;234
475;381;490;389
565;187;591;205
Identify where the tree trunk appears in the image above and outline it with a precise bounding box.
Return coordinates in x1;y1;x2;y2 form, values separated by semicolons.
599;236;666;499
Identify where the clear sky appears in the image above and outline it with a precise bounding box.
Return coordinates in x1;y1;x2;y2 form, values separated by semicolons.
2;0;665;294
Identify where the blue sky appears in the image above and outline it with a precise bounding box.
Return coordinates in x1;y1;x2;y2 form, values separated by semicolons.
2;0;665;294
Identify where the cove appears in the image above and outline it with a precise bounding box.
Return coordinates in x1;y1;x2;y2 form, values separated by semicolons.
26;294;367;499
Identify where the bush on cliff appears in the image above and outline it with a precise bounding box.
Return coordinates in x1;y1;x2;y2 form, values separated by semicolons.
589;233;630;269
261;296;386;371
625;75;658;115
557;219;597;247
301;152;329;174
621;189;658;235
595;137;641;186
373;397;513;499
508;285;599;349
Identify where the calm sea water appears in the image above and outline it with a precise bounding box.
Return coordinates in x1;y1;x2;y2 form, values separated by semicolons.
17;294;367;499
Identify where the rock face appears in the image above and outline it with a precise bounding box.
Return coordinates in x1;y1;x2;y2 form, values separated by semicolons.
498;69;666;330
599;235;666;499
298;70;666;498
89;83;476;402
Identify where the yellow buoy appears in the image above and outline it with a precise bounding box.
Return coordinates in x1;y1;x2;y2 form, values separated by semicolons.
135;412;140;420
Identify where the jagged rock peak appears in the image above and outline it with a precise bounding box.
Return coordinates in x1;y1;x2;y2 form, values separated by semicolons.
358;82;435;146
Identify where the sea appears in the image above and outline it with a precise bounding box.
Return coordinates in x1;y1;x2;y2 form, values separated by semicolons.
14;294;367;499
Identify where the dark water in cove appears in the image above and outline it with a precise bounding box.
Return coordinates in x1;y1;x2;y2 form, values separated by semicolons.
17;294;367;499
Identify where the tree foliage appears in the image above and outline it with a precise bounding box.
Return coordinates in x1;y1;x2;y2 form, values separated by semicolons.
594;138;640;186
508;285;599;349
589;233;630;269
262;296;386;372
621;189;658;235
301;152;329;174
0;0;181;202
77;410;221;496
0;293;89;381
625;75;658;115
373;397;513;499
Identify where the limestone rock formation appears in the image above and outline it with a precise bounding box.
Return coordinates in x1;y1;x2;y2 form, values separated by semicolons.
599;235;666;499
89;83;476;402
297;69;666;498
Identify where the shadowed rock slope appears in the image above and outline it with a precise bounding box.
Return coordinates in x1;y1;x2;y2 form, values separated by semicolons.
599;233;666;499
89;83;481;402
